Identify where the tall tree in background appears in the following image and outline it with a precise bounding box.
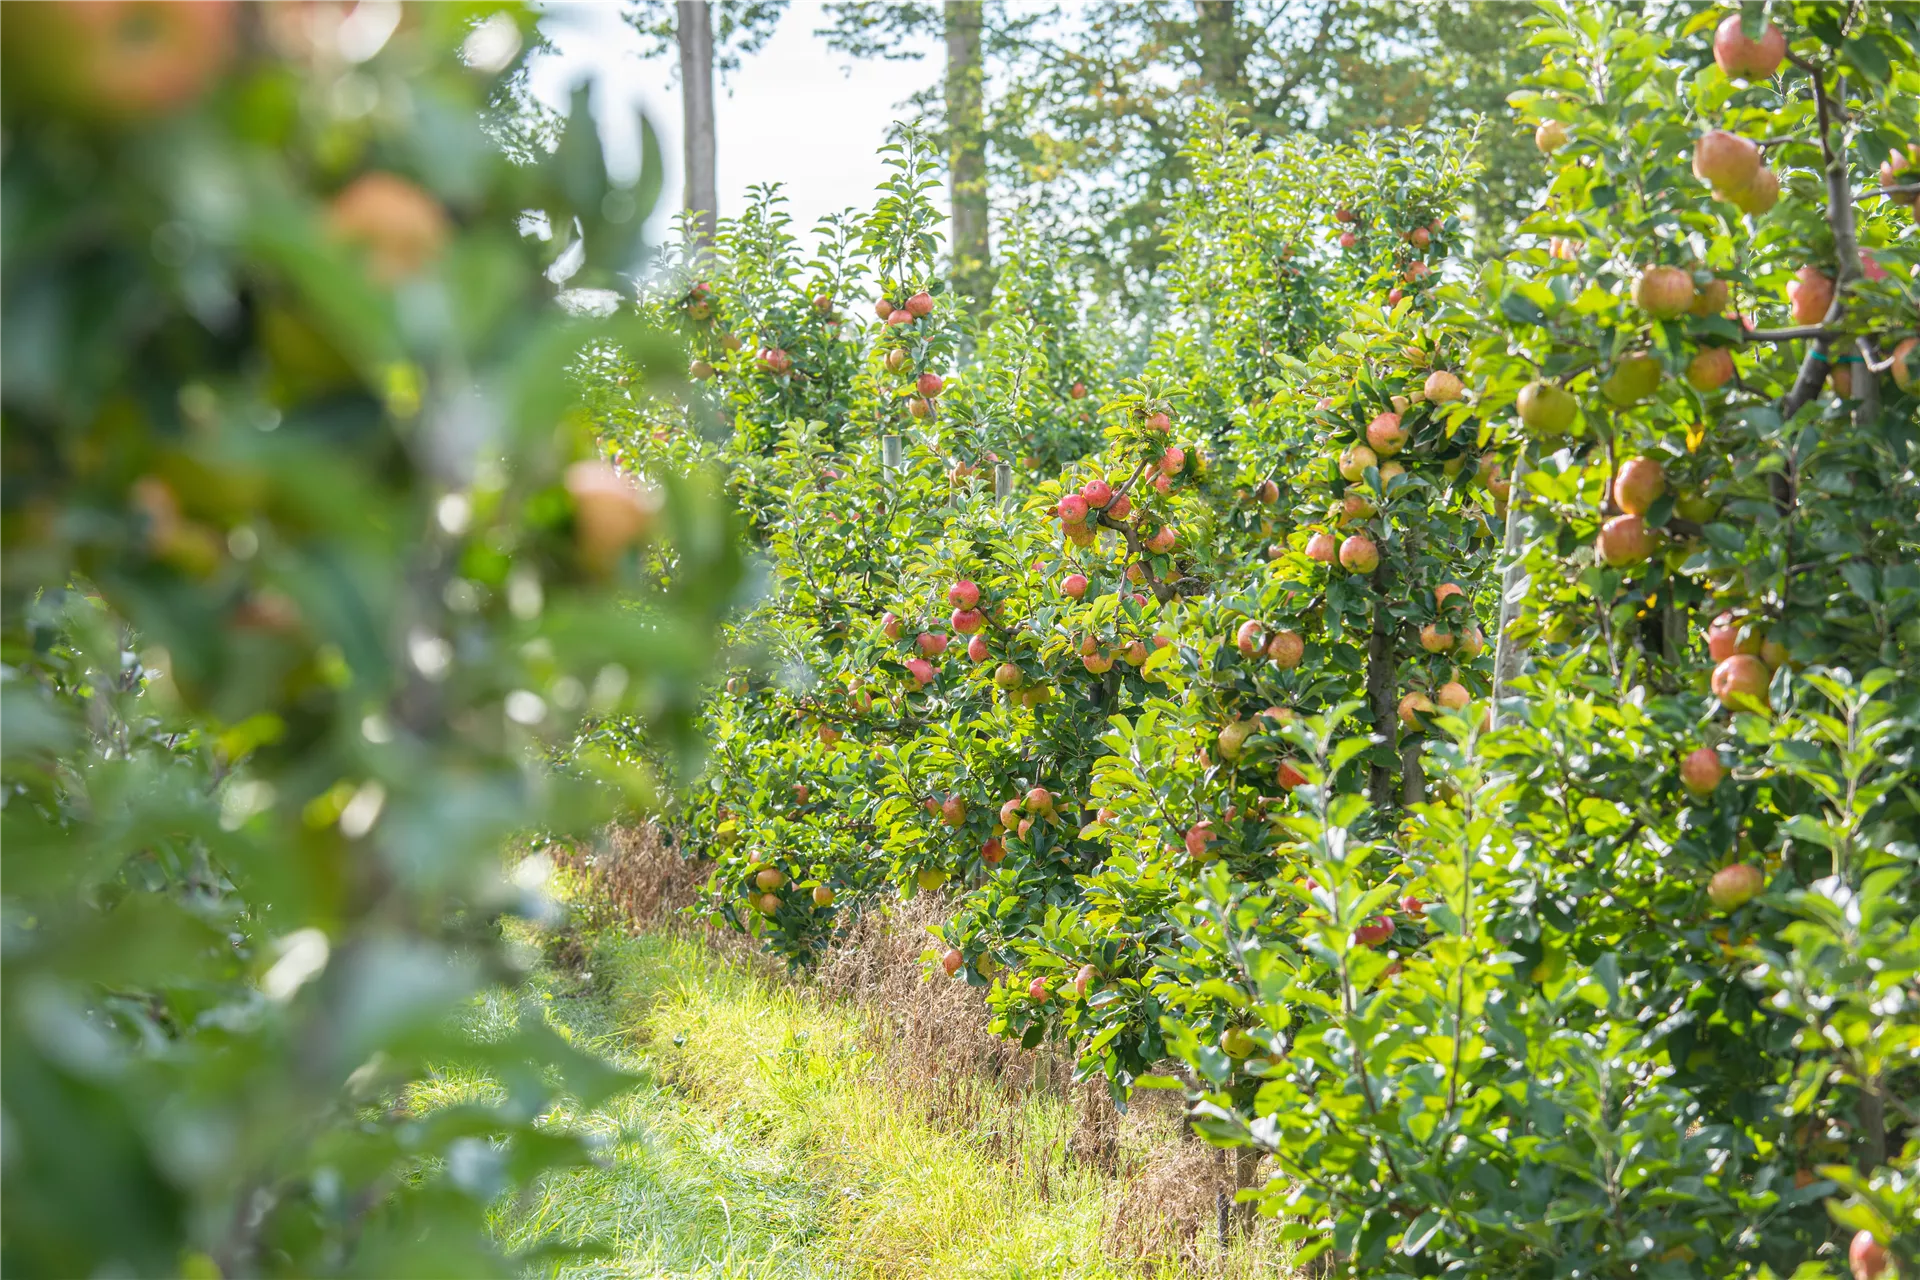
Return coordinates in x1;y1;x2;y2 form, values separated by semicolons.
626;1;789;243
818;3;1044;314
677;1;718;241
945;2;990;311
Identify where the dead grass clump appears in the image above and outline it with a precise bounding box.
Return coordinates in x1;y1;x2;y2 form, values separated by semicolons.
550;821;707;932
563;825;1299;1273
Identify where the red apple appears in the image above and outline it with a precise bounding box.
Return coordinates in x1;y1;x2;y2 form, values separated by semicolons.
906;291;935;317
1434;582;1465;607
566;460;656;565
756;867;787;890
1711;654;1771;711
1729;165;1779;215
941;794;968;826
1612;458;1666;516
1366;412;1407;456
1633;265;1696;318
951;608;984;634
906;658;935;687
982;837;1005;864
813;884;836;906
1708;863;1763;911
907;395;932;418
689;358;715;380
1706;612;1763;662
758;347;792;374
1880;146;1919;205
1597;514;1654;567
1147;526;1177;554
1306;532;1340;563
1160;445;1186;474
1680;747;1724;796
1419;623;1455;653
1235;619;1266;656
1339;231;1358;250
794;783;810;803
888;308;913;326
1353;916;1393;947
1184;821;1215;858
1254;479;1280;503
1888;337;1919;392
1788;267;1834;326
1276;760;1308;791
1687;347;1735;392
1401;895;1426;917
917;372;945;398
6;1;238;122
1339;535;1380;574
1057;573;1088;602
1081;478;1112;507
967;634;990;662
1267;630;1304;669
1058;493;1090;524
948;579;980;609
1145;411;1172;432
1398;691;1435;728
1408;226;1431;249
1713;15;1786;79
1423;370;1465;403
884;348;909;373
1109;494;1132;519
916;631;949;657
1436;681;1470;710
941;947;964;976
1690;278;1731;316
1692;130;1761;192
1071;963;1096;998
1069;381;1088;399
817;724;840;746
1338;444;1379;482
1849;1230;1890;1280
1342;492;1377;521
881;612;903;641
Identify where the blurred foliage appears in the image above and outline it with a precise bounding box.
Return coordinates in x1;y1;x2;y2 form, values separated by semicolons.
0;2;737;1275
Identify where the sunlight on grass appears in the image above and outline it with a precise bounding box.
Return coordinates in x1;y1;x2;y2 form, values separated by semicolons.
477;926;1293;1279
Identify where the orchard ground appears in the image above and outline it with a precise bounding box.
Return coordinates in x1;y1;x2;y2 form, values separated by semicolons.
438;840;1299;1278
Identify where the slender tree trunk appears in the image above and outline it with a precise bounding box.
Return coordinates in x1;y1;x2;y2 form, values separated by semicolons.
1194;0;1246;103
677;0;717;245
944;1;990;312
1366;564;1398;806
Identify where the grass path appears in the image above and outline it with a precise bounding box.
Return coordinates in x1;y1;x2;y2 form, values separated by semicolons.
469;928;1174;1280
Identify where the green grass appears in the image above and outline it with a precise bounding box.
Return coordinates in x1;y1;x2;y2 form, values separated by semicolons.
456;925;1292;1279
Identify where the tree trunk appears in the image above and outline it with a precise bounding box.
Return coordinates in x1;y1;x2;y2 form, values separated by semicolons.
1365;564;1398;806
1194;0;1246;103
677;0;717;245
944;1;990;313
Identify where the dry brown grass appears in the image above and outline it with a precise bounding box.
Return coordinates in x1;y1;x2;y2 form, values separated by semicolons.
559;823;1294;1276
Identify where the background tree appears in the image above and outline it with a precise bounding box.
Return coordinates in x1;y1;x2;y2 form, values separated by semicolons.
624;0;789;243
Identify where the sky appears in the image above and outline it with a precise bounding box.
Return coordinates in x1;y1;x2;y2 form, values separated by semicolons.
526;2;943;252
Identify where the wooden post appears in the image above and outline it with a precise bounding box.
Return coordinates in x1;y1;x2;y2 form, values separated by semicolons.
994;461;1013;505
